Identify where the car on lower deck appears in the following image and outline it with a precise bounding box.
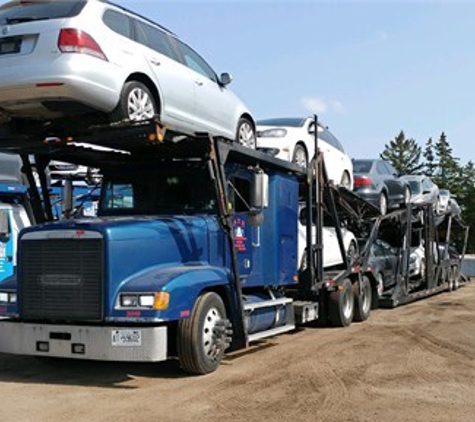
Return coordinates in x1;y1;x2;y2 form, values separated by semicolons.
256;117;353;189
0;0;256;147
352;159;410;215
367;239;399;297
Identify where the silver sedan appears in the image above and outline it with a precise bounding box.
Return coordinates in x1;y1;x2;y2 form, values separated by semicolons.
0;0;256;147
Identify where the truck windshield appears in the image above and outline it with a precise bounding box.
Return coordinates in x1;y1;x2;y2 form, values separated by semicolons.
99;163;217;216
0;1;86;25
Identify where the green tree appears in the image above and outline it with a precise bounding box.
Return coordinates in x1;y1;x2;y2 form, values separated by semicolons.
381;131;424;175
433;132;461;191
423;137;437;178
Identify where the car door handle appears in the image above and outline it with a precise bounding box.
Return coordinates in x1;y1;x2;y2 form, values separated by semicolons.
150;57;161;66
195;79;204;87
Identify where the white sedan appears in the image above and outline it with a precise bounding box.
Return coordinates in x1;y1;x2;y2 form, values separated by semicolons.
256;117;353;189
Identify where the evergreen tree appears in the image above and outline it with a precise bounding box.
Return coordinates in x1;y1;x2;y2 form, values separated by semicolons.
381;131;424;175
433;132;460;191
423;137;437;178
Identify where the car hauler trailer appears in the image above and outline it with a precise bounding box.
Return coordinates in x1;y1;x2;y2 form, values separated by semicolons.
360;203;469;308
0;118;379;374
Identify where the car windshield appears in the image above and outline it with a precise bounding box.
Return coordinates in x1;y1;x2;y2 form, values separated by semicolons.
99;163;217;216
408;180;421;194
352;160;373;173
0;1;86;24
257;118;307;127
439;190;449;197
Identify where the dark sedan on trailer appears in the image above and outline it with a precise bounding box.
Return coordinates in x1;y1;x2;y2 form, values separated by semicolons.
367;239;400;297
352;159;410;215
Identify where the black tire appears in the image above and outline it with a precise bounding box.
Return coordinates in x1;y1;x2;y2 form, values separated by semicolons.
328;278;354;327
177;292;230;375
340;171;352;190
292;144;308;168
110;81;158;123
354;276;372;322
236;117;256;149
379;192;388;215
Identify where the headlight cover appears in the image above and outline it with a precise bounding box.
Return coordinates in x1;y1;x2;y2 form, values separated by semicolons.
117;292;169;311
0;291;17;304
257;128;288;138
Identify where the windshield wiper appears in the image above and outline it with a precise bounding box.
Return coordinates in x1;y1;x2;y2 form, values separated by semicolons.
5;16;50;24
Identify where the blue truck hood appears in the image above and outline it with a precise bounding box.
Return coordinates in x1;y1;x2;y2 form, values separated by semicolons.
19;215;227;319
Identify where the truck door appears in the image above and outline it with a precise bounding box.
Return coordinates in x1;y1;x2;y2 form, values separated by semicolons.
229;176;259;282
0;209;14;283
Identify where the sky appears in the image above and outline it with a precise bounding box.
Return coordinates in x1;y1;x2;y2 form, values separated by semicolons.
109;0;475;165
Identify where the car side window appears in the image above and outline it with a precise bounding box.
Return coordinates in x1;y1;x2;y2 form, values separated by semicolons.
103;10;133;39
384;162;397;176
134;20;178;61
176;40;217;83
422;178;432;191
377;161;389;175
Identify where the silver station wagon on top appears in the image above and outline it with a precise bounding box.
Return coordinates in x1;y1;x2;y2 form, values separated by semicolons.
0;0;256;147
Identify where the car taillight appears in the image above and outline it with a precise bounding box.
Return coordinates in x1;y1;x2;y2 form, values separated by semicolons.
354;176;372;187
58;28;108;61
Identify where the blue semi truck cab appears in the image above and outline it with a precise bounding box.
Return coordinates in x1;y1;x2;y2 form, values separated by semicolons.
0;122;372;374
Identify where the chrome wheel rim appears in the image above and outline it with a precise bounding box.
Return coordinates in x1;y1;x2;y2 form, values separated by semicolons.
293;148;307;167
238;122;256;149
341;173;351;189
127;88;155;121
380;194;388;215
361;280;371;314
202;306;222;360
343;287;353;320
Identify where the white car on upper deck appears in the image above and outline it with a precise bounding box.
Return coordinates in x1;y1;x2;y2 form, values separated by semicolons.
0;0;255;147
256;117;353;189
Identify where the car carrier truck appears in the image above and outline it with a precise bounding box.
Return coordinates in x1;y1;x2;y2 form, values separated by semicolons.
0;119;468;374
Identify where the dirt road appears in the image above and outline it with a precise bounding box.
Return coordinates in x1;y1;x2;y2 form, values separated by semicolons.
1;282;475;422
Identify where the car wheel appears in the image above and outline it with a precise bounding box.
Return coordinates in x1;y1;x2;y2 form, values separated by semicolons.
292;144;308;168
346;241;358;268
340;171;352;189
236;118;256;149
379;192;388;215
111;81;158;122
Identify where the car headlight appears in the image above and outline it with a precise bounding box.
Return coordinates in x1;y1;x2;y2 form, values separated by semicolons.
257;128;288;138
0;291;17;304
258;147;281;156
118;292;169;310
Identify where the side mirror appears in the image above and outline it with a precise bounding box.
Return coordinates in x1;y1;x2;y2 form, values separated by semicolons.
219;72;233;86
251;170;269;211
0;209;10;239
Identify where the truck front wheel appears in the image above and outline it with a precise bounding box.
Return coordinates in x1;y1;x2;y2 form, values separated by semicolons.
177;292;231;375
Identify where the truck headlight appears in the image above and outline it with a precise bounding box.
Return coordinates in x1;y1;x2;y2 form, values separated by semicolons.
118;292;169;310
0;292;17;304
258;128;287;138
120;294;138;308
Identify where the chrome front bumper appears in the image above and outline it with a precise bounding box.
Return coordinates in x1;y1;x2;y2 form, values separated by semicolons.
0;321;167;362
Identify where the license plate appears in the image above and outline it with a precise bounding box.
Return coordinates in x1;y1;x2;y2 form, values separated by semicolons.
111;329;142;347
0;38;21;55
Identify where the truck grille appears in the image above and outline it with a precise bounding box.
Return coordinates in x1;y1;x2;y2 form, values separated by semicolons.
20;238;104;322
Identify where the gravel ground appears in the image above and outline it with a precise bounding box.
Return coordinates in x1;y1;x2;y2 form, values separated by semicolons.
0;281;474;422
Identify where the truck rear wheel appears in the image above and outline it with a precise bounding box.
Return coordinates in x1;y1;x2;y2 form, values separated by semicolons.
354;276;372;322
177;292;230;375
328;278;354;327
